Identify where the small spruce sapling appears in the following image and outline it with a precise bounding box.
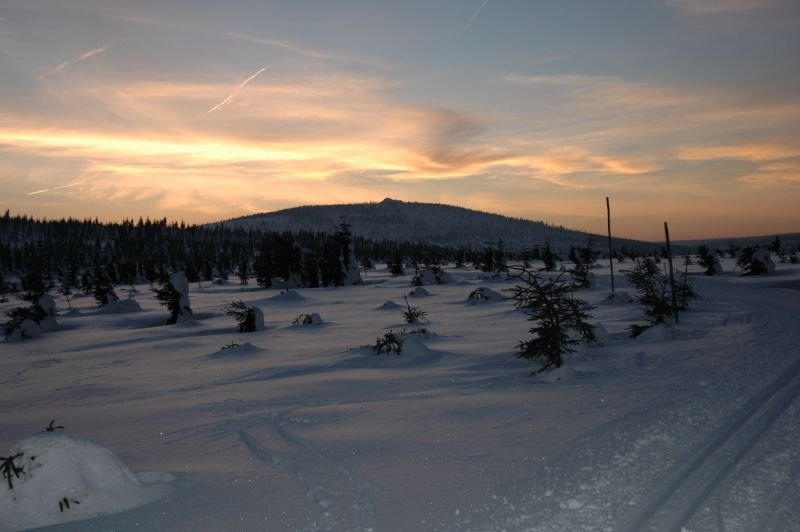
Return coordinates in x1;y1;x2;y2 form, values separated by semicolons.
402;295;428;324
568;237;596;288
224;300;260;332
625;258;697;336
373;331;402;355
511;268;595;374
1;453;24;490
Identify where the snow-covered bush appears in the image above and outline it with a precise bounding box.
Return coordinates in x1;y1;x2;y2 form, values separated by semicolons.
696;245;723;275
0;433;172;530
737;247;775;276
511;268;595;373
3;295;57;341
154;271;192;325
466;287;505;303
224;300;264;332
373;331;402;355
411;265;453;286
293;313;323;326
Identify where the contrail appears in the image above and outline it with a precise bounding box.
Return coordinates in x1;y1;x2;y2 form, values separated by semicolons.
43;45;110;78
208;65;269;113
458;0;491;38
27;174;97;196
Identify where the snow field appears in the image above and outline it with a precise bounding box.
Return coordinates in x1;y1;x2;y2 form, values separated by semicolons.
1;258;799;531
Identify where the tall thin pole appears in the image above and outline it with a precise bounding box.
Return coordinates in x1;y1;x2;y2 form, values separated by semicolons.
664;221;678;323
606;197;615;294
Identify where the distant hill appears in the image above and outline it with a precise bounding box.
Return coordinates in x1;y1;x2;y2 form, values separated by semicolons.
218;198;659;253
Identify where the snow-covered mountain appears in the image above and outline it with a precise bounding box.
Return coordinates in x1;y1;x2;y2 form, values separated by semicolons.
219;198;654;253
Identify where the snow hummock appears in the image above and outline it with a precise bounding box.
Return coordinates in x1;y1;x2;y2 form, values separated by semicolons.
408;286;430;297
0;433;173;531
93;299;143;315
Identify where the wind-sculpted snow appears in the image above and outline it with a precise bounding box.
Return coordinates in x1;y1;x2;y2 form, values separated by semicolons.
1;258;799;530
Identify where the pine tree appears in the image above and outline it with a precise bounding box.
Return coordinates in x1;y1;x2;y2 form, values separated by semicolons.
224;300;261;332
253;239;273;289
511;268;595;373
0;271;7;303
541;242;556;271
625;258;697;336
696;245;721;276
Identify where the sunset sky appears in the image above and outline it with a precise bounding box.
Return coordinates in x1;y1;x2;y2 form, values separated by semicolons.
1;0;798;241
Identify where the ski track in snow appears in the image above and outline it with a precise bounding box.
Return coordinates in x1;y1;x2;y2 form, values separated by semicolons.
451;287;800;532
166;405;383;531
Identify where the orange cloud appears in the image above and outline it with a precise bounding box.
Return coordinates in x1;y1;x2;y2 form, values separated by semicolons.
675;142;800;162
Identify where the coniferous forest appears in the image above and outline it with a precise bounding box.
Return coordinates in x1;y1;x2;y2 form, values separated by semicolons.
0;211;475;294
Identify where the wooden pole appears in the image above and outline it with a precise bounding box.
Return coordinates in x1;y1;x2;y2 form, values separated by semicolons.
606;197;615;294
664;221;678;323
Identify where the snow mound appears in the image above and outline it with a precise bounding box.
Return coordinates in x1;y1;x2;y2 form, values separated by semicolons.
465;287;506;304
0;433;173;531
292;312;323;326
588;322;609;345
208;341;263;359
413;268;454;285
269;290;307;302
376;300;402;310
408;287;430;297
5;320;41;342
635;323;676;342
93;299;143;315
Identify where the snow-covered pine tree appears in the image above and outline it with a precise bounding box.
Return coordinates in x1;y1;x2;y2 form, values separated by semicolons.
696;244;723;275
737;246;775;276
224;300;264;332
154;271;192;324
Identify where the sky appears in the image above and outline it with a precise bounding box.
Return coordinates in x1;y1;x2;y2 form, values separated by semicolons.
1;0;799;241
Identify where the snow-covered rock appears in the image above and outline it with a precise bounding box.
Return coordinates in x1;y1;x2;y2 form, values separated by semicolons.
0;433;173;531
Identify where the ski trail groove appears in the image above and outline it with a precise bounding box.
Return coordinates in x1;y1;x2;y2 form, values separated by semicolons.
236;411;382;532
614;352;800;532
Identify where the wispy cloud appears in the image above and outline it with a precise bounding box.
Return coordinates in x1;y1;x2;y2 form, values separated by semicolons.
208;65;269;113
665;0;784;14
225;32;380;68
42;44;110;78
27;174;98;195
458;0;491;38
227;32;328;60
675;141;800;162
